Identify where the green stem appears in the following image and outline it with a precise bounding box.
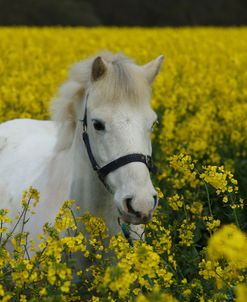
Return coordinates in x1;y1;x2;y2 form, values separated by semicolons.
233;208;240;228
229;194;240;228
182;198;188;220
2;193;33;247
69;207;79;236
204;182;214;218
20;195;32;234
28;246;47;278
24;233;30;260
215;270;232;288
2;207;26;246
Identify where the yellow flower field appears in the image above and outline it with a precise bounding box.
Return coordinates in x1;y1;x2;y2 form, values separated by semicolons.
0;27;247;301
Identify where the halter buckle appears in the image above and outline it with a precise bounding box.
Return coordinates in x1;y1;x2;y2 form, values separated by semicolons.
146;155;155;173
79;119;87;133
83;123;87;133
145;155;151;167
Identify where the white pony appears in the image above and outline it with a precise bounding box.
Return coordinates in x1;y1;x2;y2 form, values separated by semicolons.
0;52;164;242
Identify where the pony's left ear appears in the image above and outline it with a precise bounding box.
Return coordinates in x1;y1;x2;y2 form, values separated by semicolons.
142;55;164;84
91;56;107;81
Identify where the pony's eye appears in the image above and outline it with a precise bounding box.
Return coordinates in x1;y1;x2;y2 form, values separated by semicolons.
93;120;105;131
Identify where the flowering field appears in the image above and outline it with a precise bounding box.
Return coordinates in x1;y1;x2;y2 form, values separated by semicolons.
0;27;247;301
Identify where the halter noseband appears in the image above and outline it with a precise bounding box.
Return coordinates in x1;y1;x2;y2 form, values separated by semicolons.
81;93;155;193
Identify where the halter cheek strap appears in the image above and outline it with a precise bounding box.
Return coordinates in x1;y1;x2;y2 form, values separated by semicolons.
81;93;156;193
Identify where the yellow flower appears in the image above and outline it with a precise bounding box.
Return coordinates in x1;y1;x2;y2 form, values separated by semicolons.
39;288;47;296
236;284;247;302
167;194;184;211
0;285;4;296
20;295;27;302
183;289;192;296
203;216;221;232
208;224;247;268
0;27;247;302
61;281;71;293
0;295;12;302
178;219;196;247
156;187;164;199
200;166;238;195
189;201;203;214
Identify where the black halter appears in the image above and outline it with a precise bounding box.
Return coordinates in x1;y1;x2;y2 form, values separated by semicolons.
81;93;155;192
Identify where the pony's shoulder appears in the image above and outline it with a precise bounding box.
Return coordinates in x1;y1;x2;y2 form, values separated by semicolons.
0;118;56;135
0;119;57;153
0;118;54;128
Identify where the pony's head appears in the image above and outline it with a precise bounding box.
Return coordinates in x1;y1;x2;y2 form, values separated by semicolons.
52;52;164;225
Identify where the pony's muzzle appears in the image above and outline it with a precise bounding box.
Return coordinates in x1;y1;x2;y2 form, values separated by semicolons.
119;194;157;224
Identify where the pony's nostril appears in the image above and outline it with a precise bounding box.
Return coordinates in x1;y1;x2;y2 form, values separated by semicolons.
153;194;158;209
125;197;137;215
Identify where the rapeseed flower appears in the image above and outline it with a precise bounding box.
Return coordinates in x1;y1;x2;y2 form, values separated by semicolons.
0;27;247;301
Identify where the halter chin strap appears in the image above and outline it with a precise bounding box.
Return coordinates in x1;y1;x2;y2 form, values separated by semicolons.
81;93;156;193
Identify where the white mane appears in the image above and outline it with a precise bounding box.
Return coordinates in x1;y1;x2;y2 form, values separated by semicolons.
51;51;151;151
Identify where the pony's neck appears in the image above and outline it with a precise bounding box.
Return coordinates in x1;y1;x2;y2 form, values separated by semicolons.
68;123;118;230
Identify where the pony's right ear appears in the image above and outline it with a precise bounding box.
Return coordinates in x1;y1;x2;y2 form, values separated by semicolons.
142;55;164;84
91;56;107;81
